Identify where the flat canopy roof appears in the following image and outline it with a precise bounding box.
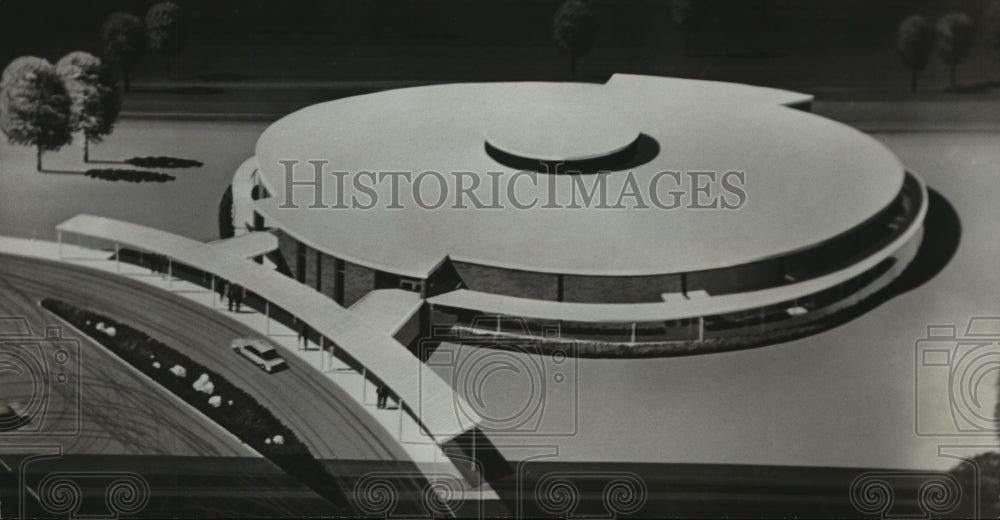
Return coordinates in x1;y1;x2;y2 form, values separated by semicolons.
56;214;478;443
205;232;278;259
428;171;927;323
350;289;424;337
255;74;904;279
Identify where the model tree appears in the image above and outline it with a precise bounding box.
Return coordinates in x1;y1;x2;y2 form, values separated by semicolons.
671;0;706;56
896;15;936;92
56;52;121;162
146;2;184;79
553;0;597;77
101;12;147;91
936;12;975;87
0;57;74;171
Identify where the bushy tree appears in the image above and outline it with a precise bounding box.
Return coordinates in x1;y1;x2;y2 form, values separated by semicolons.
146;2;184;79
936;12;975;87
56;52;121;162
671;0;706;56
101;12;147;91
553;0;597;77
0;57;73;171
896;15;936;92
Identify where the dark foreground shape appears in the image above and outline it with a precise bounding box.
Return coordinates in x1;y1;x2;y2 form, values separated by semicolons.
84;168;176;183
487;459;994;519
2;454;336;518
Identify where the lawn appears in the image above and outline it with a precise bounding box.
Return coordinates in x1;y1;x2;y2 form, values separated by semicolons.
0;118;267;243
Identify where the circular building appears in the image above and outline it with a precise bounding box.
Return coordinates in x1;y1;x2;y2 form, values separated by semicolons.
232;74;926;355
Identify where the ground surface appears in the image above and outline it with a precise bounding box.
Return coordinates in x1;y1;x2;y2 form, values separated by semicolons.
0;120;266;243
0;118;996;474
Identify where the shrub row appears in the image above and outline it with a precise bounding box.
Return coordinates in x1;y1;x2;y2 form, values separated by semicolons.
84;168;175;183
124;156;204;169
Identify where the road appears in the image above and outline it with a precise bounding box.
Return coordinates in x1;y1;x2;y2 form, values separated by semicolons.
0;267;343;517
0;273;250;458
0;254;406;462
0;253;455;515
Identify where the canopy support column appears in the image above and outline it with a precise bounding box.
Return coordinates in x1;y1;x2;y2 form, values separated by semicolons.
315;250;322;293
398;398;405;440
319;336;325;370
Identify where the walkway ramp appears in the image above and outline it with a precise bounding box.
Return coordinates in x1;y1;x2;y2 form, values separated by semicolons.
350;289;424;344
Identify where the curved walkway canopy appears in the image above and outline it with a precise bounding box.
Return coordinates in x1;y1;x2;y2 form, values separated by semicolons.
428;173;928;324
56;214;478;444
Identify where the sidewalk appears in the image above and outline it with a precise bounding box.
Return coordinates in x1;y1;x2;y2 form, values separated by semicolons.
0;235;498;502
